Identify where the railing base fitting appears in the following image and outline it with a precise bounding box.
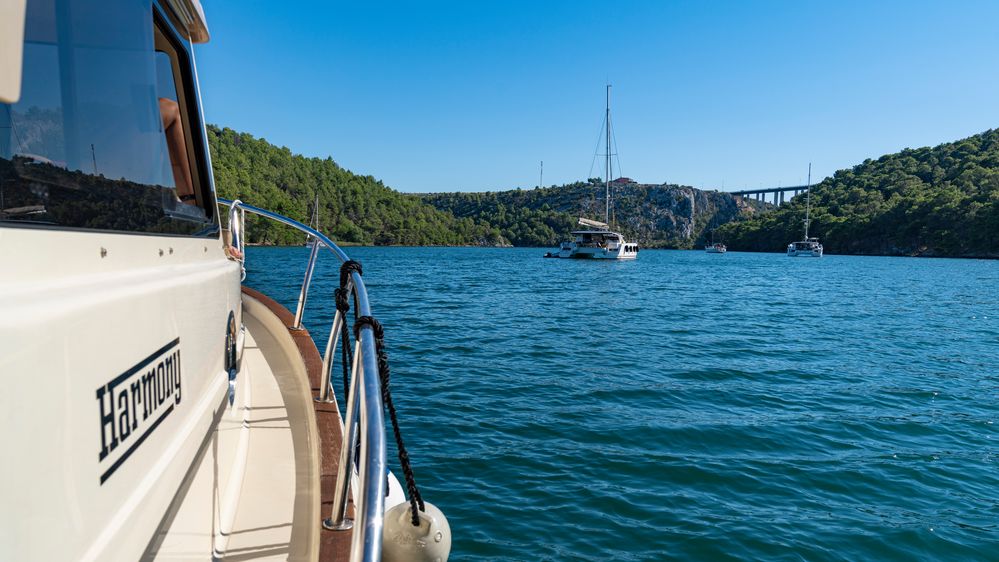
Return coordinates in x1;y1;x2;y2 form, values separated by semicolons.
323;517;354;531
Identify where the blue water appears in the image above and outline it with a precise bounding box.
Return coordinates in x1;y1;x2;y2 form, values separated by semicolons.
245;247;999;561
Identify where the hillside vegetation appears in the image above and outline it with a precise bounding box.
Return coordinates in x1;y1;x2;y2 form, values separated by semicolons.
717;129;999;257
208;125;503;245
209;124;999;256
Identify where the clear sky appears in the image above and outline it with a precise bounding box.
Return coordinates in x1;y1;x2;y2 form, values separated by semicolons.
195;0;999;193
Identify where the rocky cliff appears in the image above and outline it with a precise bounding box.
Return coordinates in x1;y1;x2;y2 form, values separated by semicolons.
423;180;763;248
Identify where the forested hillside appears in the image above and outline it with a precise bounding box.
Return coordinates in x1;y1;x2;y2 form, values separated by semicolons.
423;181;760;248
208;125;503;245
207;125;757;248
208;124;999;256
716;129;999;257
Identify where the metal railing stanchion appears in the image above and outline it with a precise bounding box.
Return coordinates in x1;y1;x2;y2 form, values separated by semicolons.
318;308;344;403
292;239;321;330
324;340;363;531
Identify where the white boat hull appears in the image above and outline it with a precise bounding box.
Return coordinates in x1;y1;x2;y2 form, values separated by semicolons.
787;248;823;257
554;228;638;260
0;228;243;561
558;245;638;260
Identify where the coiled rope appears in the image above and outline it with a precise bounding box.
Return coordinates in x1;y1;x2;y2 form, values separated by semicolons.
335;260;362;401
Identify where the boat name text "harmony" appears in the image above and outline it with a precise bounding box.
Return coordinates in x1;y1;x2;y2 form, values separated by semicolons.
96;338;182;484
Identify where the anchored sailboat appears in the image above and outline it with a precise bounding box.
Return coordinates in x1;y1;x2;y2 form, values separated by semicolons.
548;85;638;260
705;230;727;254
787;163;823;257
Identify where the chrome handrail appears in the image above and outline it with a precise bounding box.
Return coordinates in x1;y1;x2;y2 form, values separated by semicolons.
226;199;247;280
218;198;386;562
292;240;321;330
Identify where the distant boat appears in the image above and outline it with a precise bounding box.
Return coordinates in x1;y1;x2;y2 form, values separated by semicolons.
787;163;823;257
705;230;726;253
549;85;638;260
557;218;639;259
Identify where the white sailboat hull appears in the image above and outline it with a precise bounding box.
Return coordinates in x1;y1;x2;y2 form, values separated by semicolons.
787;245;823;257
554;229;638;260
558;245;638;259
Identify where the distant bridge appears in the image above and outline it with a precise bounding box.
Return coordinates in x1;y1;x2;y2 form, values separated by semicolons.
730;185;810;206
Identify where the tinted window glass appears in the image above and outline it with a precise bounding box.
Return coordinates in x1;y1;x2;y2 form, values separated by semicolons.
0;0;214;235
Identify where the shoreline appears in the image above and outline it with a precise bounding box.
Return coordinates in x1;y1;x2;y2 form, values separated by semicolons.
244;243;998;260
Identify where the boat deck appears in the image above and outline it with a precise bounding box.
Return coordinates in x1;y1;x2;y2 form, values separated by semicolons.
239;287;354;562
219;299;320;560
151;287;357;560
149;290;358;561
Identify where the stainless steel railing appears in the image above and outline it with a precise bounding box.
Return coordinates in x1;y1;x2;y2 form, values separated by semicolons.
219;198;387;562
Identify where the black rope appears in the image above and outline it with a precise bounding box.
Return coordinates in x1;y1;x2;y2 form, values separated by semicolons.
334;288;352;401
340;259;362;288
354;315;425;526
335;261;363;405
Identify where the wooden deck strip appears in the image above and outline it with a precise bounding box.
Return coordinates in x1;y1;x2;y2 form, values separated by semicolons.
241;287;353;562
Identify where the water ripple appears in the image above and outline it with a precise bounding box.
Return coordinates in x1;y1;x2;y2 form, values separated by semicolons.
246;247;999;561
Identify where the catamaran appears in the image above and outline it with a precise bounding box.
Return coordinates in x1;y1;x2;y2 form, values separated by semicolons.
705;230;726;253
550;85;638;260
1;1;449;560
555;217;639;259
787;163;823;257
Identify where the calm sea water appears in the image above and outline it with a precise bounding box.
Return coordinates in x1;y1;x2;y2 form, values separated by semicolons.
245;247;999;561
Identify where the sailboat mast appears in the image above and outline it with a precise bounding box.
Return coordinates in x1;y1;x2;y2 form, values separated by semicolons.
306;194;319;244
605;84;611;225
804;162;812;239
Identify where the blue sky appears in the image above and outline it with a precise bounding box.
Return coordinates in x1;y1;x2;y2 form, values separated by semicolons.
195;1;999;193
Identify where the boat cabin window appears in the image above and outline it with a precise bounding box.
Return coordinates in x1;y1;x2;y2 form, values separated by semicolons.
0;0;216;235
